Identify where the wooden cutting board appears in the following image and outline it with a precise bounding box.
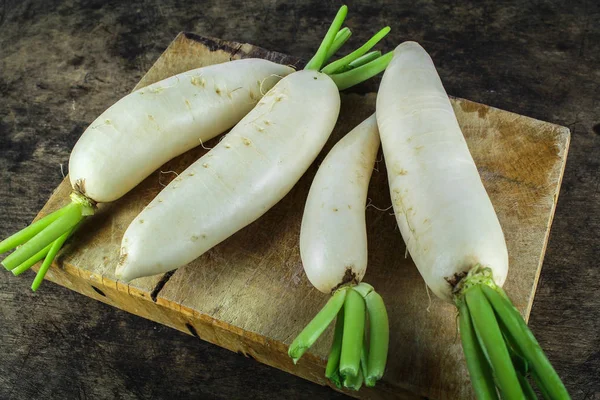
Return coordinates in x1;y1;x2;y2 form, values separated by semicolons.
32;33;570;399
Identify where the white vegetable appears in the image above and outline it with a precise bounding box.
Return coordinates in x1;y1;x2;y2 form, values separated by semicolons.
116;70;340;281
375;42;570;399
300;114;380;293
290;115;388;389
70;59;293;203
376;41;508;302
0;58;292;290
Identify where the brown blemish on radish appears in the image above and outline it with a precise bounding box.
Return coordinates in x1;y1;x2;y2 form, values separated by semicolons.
191;76;205;87
331;268;359;293
445;271;468;289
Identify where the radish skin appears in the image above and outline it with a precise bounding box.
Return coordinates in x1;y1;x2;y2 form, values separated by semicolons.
376;41;508;303
0;58;293;289
115;5;393;282
377;42;569;399
290;115;389;389
116;70;341;281
300;114;379;294
70;59;293;203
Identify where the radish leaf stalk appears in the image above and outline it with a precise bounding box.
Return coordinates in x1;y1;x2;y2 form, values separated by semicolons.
325;308;346;388
458;301;499;400
1;193;93;272
325;27;352;62
481;284;570;398
364;290;389;386
339;288;366;379
304;5;348;71
347;51;382;70
455;267;570;399
289;288;348;363
321;26;390;75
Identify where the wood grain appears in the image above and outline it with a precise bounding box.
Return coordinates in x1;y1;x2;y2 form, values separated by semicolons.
30;32;569;399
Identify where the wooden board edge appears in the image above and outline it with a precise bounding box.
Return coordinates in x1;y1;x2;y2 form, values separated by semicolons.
524;126;571;321
40;262;417;400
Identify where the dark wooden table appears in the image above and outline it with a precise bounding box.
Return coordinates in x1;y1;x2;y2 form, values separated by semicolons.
1;1;598;399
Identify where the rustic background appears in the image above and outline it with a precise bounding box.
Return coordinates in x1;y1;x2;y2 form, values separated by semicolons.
0;0;598;399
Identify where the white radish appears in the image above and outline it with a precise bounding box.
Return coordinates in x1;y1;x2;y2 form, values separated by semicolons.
0;58;293;290
115;5;393;282
376;41;569;399
116;70;341;280
70;59;293;203
377;41;508;303
290;114;389;390
300;114;379;294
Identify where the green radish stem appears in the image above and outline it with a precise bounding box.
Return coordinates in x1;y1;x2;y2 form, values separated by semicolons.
348;51;381;69
330;52;394;90
360;335;369;384
325;308;345;388
11;243;52;276
325;27;352;62
31;224;77;291
304;5;348;71
321;26;391;75
458;301;499;400
0;206;71;256
343;366;364;391
481;285;570;399
465;286;525;398
455;267;570;400
12;225;79;277
532;369;554;400
302;5;392;90
518;372;538;400
288;287;348;363
339;288;366;380
289;284;388;390
364;290;389;386
1;192;94;289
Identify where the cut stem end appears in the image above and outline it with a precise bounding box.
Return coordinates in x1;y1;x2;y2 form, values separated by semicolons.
456;270;570;399
289;283;389;391
0;191;94;290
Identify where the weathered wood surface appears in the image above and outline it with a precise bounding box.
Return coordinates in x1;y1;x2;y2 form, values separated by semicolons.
1;1;599;400
20;30;570;400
